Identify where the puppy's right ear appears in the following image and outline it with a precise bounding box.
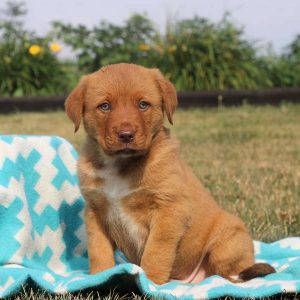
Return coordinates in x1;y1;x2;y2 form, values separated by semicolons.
65;76;87;132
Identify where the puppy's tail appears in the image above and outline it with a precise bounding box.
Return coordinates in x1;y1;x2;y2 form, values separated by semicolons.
238;263;276;281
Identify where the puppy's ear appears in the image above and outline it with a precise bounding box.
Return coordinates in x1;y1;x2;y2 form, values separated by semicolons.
65;76;87;132
152;69;178;125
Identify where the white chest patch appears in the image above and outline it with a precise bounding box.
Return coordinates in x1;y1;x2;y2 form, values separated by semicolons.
99;167;131;202
96;164;145;259
107;200;145;258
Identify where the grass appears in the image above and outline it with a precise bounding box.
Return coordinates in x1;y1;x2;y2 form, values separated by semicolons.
8;286;150;300
8;287;299;300
1;104;300;299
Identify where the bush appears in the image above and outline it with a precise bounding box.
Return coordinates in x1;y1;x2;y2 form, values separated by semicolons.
154;16;273;90
52;14;159;72
53;14;287;91
1;1;299;95
0;1;70;96
278;35;300;87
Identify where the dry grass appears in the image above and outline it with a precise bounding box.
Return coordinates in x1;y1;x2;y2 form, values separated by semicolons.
9;286;152;300
174;105;300;242
1;104;300;299
7;286;300;300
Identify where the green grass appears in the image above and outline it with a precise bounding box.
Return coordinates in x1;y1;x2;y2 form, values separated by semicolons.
1;104;300;299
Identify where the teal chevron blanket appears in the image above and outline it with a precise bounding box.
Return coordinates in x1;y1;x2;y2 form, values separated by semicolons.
0;135;299;299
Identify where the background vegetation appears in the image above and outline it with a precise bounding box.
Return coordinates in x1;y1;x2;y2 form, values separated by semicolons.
0;1;300;96
0;1;72;96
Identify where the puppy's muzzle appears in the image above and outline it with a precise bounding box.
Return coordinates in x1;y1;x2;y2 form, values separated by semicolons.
118;130;135;144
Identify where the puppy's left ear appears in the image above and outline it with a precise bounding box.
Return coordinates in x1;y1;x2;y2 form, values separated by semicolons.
65;76;87;132
152;69;178;125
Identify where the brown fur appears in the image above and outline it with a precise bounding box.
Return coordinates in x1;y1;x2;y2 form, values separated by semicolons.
65;63;275;284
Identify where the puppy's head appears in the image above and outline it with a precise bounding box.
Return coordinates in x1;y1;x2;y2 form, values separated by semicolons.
65;63;177;157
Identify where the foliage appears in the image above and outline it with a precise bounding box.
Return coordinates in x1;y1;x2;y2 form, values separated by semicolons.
154;16;273;90
52;14;159;72
257;36;300;88
1;1;300;96
277;35;300;87
53;14;300;91
0;1;70;96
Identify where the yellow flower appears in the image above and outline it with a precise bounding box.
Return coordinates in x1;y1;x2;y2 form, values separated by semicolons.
50;42;62;53
28;44;42;56
139;43;151;52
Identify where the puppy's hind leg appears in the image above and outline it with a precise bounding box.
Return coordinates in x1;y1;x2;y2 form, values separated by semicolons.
207;216;275;282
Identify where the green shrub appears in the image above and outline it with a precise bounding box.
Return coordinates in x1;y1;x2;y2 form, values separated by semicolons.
0;1;70;96
52;14;281;91
278;36;300;87
154;16;273;90
1;1;300;95
52;14;159;72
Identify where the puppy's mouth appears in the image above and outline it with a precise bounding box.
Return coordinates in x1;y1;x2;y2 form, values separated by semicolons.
107;145;146;157
101;135;149;157
114;148;140;156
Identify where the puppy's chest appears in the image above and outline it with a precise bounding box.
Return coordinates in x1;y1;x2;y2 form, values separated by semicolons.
97;167;148;260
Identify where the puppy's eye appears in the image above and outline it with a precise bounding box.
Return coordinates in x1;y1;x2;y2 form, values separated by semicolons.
138;100;150;111
98;102;111;112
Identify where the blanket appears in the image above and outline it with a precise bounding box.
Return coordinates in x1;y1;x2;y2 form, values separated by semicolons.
0;135;299;299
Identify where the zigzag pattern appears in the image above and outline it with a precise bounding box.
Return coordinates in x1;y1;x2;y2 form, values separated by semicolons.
50;137;87;270
0;194;23;263
0;136;86;276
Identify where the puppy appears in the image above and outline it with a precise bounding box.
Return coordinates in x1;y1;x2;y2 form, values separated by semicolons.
65;63;275;285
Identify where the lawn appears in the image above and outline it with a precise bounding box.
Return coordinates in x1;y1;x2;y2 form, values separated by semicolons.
1;104;300;299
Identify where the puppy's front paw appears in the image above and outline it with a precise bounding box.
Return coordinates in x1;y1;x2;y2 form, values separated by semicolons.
145;271;169;285
141;265;169;285
89;260;115;275
148;275;168;285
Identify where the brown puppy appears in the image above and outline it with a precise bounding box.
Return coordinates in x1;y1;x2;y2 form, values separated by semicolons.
65;63;275;285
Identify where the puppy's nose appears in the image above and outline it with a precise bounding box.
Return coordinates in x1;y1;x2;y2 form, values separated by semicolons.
118;131;135;144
